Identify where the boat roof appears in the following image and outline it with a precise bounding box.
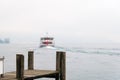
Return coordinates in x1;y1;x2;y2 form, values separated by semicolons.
41;37;54;40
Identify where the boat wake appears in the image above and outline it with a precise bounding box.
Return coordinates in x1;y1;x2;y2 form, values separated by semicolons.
41;46;57;49
35;44;120;56
48;46;120;56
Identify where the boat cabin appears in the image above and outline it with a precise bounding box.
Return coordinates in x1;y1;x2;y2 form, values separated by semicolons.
40;37;55;47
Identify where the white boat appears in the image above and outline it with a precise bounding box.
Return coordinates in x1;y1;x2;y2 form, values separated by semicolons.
40;37;55;47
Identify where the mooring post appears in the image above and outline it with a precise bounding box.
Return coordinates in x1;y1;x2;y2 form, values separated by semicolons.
28;51;34;70
61;52;66;80
16;54;24;80
56;52;61;80
56;51;66;80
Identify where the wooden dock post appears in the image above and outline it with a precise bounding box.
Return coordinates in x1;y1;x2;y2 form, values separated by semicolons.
16;54;24;80
56;52;61;80
28;51;34;70
61;52;66;80
56;51;66;80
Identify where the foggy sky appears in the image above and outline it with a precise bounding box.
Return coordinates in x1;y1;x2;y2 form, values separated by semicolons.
0;0;120;45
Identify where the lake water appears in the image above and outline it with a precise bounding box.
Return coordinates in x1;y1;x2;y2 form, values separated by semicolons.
1;44;120;80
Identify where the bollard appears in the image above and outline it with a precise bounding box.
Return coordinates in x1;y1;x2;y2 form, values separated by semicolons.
16;54;24;80
56;51;66;80
28;51;34;70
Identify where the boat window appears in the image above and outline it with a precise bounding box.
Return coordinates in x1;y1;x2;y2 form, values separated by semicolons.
41;38;53;40
42;42;52;44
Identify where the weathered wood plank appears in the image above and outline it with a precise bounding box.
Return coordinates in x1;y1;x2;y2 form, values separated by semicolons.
1;70;59;80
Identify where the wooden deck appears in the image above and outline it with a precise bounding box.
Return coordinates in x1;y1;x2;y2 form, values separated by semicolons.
1;70;59;80
0;51;66;80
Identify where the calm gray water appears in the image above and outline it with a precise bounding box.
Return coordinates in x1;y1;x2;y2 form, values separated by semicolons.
1;44;120;80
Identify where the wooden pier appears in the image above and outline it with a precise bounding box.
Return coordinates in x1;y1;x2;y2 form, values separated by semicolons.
1;51;66;80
